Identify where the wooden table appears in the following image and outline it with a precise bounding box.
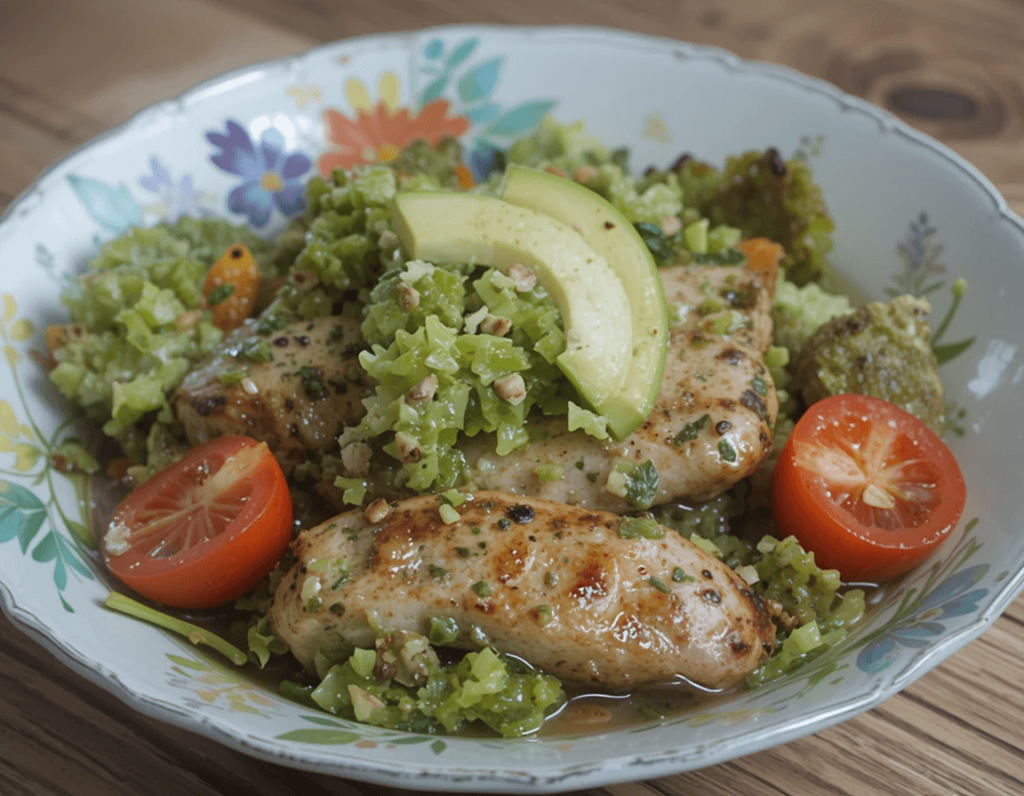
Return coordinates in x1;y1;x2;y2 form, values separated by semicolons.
2;1;1023;794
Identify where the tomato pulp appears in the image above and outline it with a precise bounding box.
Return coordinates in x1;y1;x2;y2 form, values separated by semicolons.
771;394;966;583
103;436;293;608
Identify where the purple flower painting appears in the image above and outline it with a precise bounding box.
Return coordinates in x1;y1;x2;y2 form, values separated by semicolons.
205;120;312;228
139;157;210;220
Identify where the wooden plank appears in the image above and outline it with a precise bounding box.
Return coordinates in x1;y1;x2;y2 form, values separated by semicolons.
0;0;312;127
0;108;85;210
210;0;1024;210
0;611;368;796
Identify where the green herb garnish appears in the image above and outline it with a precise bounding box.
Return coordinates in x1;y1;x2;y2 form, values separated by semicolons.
672;413;711;445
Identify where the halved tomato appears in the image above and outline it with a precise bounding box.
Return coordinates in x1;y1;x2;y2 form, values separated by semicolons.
771;394;966;583
103;436;292;608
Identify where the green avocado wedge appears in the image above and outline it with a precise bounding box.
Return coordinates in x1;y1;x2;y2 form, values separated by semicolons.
392;191;634;417
499;165;669;438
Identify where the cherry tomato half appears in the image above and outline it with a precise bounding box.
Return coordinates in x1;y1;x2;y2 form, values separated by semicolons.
103;436;293;608
771;394;966;583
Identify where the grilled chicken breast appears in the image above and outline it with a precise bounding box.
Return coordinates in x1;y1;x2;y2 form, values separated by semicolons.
462;263;779;508
175;316;372;475
271;490;776;691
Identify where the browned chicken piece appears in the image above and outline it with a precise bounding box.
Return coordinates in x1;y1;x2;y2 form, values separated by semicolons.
462;262;779;509
270;491;776;691
174;316;372;476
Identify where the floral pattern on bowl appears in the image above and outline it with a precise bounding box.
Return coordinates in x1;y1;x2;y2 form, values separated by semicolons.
0;25;1022;793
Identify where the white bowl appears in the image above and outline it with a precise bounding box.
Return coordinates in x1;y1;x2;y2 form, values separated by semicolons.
1;25;1022;793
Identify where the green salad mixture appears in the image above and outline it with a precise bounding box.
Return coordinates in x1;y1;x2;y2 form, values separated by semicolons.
50;118;953;738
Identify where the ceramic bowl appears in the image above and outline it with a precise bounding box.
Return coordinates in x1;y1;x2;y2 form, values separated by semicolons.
1;25;1022;793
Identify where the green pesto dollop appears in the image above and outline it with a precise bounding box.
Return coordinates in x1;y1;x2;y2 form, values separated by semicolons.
681;149;835;286
793;295;945;431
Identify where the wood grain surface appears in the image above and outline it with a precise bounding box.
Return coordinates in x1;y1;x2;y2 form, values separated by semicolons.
2;1;1024;794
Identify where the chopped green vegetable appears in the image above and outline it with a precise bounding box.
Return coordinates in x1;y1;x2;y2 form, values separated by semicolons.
303;633;565;737
49;218;267;452
618;516;666;540
105;593;246;665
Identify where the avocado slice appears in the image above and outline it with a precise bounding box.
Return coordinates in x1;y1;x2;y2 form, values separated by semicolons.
392;191;633;415
500;165;668;438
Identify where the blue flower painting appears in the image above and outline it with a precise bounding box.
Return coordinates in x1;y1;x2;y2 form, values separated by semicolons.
206;120;311;228
857;563;989;675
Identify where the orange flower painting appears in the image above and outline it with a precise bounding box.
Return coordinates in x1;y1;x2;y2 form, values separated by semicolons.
318;74;470;175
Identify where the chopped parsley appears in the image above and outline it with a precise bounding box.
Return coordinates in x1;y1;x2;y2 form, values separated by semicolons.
718;439;737;463
622;460;660;510
649;577;671;594
634;222;676;262
297;365;328;401
255;314;290;337
330;562;352;590
672;413;711;445
235;337;273;363
471;580;492;597
207;283;236;306
427;564;450;581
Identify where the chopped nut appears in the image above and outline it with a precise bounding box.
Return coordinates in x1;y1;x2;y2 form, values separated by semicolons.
172;311;203;332
341;441;373;476
291;269;319;290
364;498;392;524
493;374;527;405
660;215;682;236
44;323;87;352
572;164;598;183
544;165;568;179
240;377;259;395
479;314;512;336
394;431;422;463
765;597;799;631
397;283;420;312
406;373;438;404
349;685;386;722
104;522;131;556
507;262;537;292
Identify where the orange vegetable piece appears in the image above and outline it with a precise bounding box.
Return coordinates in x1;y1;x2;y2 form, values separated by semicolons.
735;237;785;297
203;243;261;331
454;163;475;189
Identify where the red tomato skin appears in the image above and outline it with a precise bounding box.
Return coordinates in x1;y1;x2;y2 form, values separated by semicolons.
771;395;966;584
104;437;293;609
